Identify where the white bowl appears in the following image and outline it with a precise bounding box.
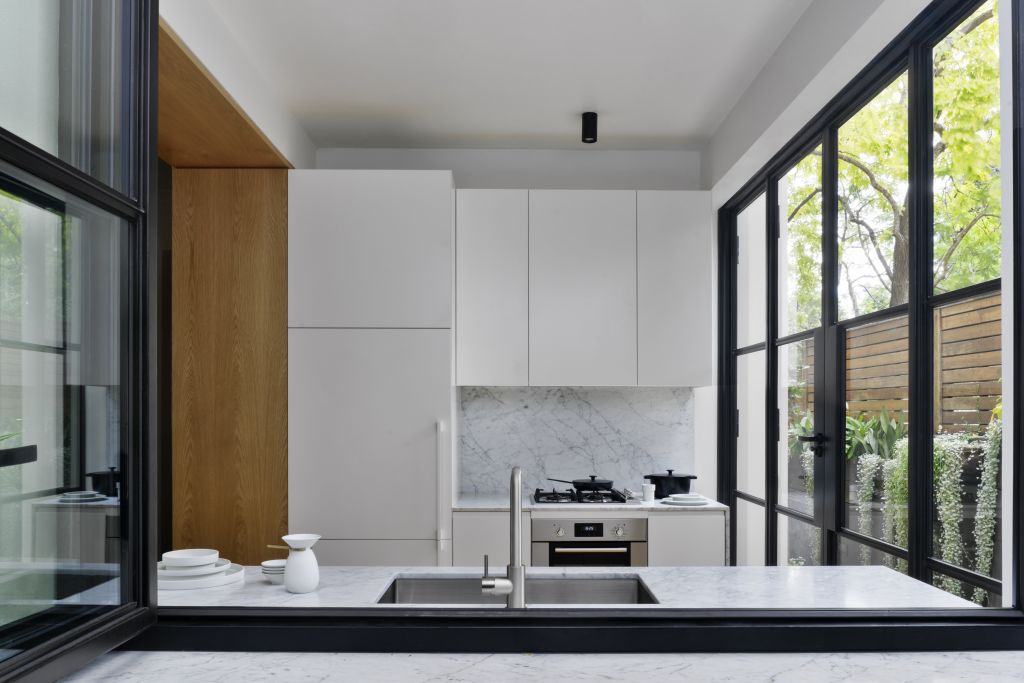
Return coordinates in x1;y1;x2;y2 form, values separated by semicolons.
162;548;219;567
265;573;284;585
669;493;702;500
282;533;321;550
61;490;103;499
261;559;287;570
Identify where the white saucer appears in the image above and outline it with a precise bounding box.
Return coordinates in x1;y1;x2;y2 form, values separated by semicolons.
158;563;244;590
157;558;230;577
661;499;708;506
162;548;219;567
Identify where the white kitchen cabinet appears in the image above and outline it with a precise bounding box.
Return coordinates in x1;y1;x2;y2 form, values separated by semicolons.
455;190;529;386
637;191;713;386
288;328;451;561
315;540;438;567
452;512;531;567
647;512;727;566
528;190;637;386
288;170;453;328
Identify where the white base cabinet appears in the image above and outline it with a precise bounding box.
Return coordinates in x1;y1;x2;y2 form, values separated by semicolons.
452;512;532;567
315;540;438;567
646;512;727;566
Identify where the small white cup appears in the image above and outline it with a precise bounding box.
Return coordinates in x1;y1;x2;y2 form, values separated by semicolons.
642;483;656;502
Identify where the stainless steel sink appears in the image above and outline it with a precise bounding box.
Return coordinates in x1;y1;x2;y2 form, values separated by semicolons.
377;576;658;605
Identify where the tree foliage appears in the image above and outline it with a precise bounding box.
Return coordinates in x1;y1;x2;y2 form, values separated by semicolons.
781;0;1001;323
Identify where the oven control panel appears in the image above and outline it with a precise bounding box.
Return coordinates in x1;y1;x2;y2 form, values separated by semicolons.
531;518;647;542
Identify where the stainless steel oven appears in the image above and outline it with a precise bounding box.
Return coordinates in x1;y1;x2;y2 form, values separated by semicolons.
531;518;648;567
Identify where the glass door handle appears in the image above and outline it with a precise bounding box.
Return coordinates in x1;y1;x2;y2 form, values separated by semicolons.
798;433;827;457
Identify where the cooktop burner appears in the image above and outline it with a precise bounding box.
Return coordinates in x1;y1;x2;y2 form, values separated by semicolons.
533;488;576;504
532;488;628;504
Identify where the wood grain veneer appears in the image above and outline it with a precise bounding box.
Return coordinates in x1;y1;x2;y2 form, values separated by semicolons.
171;169;289;565
158;21;290;168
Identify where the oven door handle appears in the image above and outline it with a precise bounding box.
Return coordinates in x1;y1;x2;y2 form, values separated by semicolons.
553;547;629;554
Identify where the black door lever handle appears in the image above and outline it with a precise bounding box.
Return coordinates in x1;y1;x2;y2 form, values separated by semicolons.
797;432;827;457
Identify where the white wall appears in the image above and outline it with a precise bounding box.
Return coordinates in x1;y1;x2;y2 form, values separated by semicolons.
316;147;702;190
999;0;1015;608
159;0;315;168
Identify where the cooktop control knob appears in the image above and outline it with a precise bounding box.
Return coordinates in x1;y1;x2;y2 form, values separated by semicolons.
555;527;565;537
613;526;625;537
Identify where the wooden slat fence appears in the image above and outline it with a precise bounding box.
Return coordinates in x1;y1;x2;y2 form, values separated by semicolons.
842;292;1001;433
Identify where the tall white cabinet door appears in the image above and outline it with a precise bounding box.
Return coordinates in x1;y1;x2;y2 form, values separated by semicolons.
288;328;451;544
637;191;712;386
455;190;529;386
288;170;453;328
528;190;637;386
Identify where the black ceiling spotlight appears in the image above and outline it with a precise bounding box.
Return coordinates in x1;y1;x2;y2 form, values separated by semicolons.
581;111;597;144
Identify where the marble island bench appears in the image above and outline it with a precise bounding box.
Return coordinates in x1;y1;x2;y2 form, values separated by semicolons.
158;565;976;610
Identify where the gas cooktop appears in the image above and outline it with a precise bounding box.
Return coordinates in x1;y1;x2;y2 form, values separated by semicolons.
532;488;628;504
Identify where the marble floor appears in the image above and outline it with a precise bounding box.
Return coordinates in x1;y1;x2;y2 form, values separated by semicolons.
63;650;1024;682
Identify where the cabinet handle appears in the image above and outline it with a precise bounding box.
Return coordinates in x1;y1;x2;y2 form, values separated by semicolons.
553;547;629;554
436;420;451;558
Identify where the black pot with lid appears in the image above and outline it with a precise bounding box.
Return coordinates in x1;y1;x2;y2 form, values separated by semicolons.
644;470;696;499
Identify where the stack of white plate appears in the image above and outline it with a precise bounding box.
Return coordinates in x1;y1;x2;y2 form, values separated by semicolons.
261;559;286;584
157;549;244;590
661;493;708;507
59;490;107;503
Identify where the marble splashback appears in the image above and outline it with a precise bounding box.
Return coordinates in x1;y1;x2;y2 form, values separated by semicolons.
457;386;694;495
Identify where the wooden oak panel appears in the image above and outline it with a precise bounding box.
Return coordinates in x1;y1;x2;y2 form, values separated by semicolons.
159;21;290;168
172;169;288;565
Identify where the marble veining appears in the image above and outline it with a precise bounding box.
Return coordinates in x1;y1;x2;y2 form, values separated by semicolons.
156;565;974;610
458;386;694;494
65;650;1024;682
454;491;729;512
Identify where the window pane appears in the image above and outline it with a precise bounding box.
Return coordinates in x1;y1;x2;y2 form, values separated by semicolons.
929;569;1000;607
778;147;823;335
737;350;766;498
0;164;125;661
736;193;766;347
933;1;1001;293
839;536;907;574
844;314;909;548
736;498;765;566
778;514;821;566
837;73;909;320
0;0;129;194
931;293;1002;585
778;338;814;515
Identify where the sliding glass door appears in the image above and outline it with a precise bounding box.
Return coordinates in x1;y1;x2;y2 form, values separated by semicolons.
0;0;156;679
722;0;1006;606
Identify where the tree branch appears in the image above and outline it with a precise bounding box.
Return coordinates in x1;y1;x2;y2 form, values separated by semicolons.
838;195;894;284
787;187;821;223
934;211;999;284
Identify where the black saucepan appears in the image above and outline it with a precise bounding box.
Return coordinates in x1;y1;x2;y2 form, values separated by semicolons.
548;475;613;492
644;470;696;498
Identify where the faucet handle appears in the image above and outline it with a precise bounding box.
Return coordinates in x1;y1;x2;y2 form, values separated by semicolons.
483;554;489;578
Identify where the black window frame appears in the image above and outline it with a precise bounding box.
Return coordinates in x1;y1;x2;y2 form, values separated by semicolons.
0;0;158;681
124;0;1024;656
720;0;1018;608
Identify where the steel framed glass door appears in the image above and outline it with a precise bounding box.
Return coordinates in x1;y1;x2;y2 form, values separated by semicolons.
721;0;1007;607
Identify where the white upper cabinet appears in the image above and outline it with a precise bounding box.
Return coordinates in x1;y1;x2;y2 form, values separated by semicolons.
637;191;712;386
288;170;453;328
455;190;529;386
529;190;637;386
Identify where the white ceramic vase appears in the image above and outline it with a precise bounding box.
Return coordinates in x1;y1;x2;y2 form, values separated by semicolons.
282;533;321;594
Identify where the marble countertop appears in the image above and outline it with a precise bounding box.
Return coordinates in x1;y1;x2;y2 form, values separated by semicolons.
158;565;975;610
455;492;728;512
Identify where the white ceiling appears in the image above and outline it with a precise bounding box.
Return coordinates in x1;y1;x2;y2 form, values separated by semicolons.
208;0;815;151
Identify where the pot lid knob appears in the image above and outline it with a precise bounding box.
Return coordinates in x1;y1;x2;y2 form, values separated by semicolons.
589;475;597;481
667;469;674;475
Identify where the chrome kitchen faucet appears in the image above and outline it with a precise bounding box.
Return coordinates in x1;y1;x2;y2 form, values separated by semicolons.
480;466;526;608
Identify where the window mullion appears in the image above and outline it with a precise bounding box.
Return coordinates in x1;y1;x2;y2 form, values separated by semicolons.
907;42;935;582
